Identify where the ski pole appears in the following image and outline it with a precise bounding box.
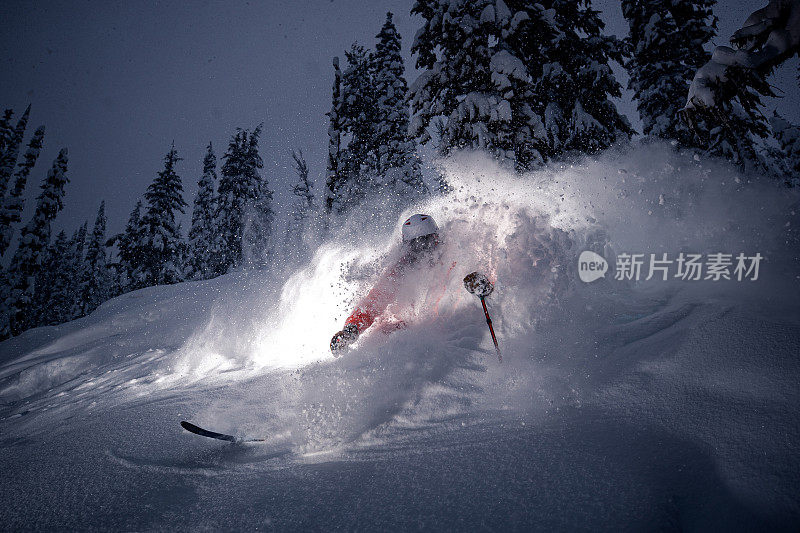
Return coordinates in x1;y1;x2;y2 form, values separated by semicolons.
463;272;502;363
479;296;502;362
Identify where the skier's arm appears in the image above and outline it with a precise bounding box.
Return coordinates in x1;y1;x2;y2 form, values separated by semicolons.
331;266;399;353
344;284;392;334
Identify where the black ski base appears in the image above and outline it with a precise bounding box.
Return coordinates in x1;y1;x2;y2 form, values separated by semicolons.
180;420;266;443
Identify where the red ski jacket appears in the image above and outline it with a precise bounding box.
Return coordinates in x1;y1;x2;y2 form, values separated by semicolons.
344;251;456;335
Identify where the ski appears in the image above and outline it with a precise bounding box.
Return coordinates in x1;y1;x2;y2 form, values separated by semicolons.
180;421;267;443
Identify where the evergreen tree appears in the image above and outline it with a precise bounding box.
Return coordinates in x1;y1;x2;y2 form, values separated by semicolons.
80;201;112;315
215;125;273;271
0;109;14;155
240;125;274;267
0;125;45;257
31;224;87;327
140;143;187;286
325;31;427;215
32;230;70;326
326;44;381;213
673;4;773;171
538;0;634;156
66;222;88;321
409;0;558;170
289;150;315;223
0;104;31;198
372;12;427;199
341;43;378;179
286;149;318;257
2;148;69;337
769;112;800;187
623;0;717;145
188;142;217;279
373;13;405;175
325;57;345;216
686;64;772;171
215;129;248;271
115;201;147;291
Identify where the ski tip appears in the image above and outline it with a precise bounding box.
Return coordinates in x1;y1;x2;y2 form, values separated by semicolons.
181;420;269;443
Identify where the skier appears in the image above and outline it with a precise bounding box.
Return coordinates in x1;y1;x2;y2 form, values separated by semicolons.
330;213;446;354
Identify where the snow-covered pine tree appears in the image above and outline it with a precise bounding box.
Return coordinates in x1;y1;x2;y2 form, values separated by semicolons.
341;43;378;177
32;229;70;326
0;104;31;198
289;149;315;225
215;126;271;272
325;57;345;216
373;13;406;176
2;148;69;337
295;149;314;206
769;112;800;187
115;201;147;291
333;43;381;212
0;125;45;257
187;142;217;280
372;12;427;200
0;109;14;155
214;129;247;273
537;0;634;156
241;124;274;267
140;143;187;286
409;0;557;171
32;226;89;327
66;222;88;321
687;63;772;172
622;0;716;146
80;201;112;315
285;149;319;261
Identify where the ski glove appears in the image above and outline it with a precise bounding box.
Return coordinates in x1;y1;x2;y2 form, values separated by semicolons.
463;271;494;297
330;323;359;354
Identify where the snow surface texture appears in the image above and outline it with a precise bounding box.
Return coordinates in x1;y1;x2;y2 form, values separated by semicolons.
1;143;799;530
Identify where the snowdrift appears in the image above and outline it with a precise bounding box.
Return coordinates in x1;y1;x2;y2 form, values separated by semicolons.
1;143;799;529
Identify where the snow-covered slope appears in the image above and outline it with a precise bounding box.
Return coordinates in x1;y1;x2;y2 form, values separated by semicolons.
2;144;799;530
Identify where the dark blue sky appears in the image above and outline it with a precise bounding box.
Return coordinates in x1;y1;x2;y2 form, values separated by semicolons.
1;0;797;237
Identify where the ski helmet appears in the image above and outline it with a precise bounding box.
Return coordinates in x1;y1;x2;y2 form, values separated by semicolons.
402;214;438;242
